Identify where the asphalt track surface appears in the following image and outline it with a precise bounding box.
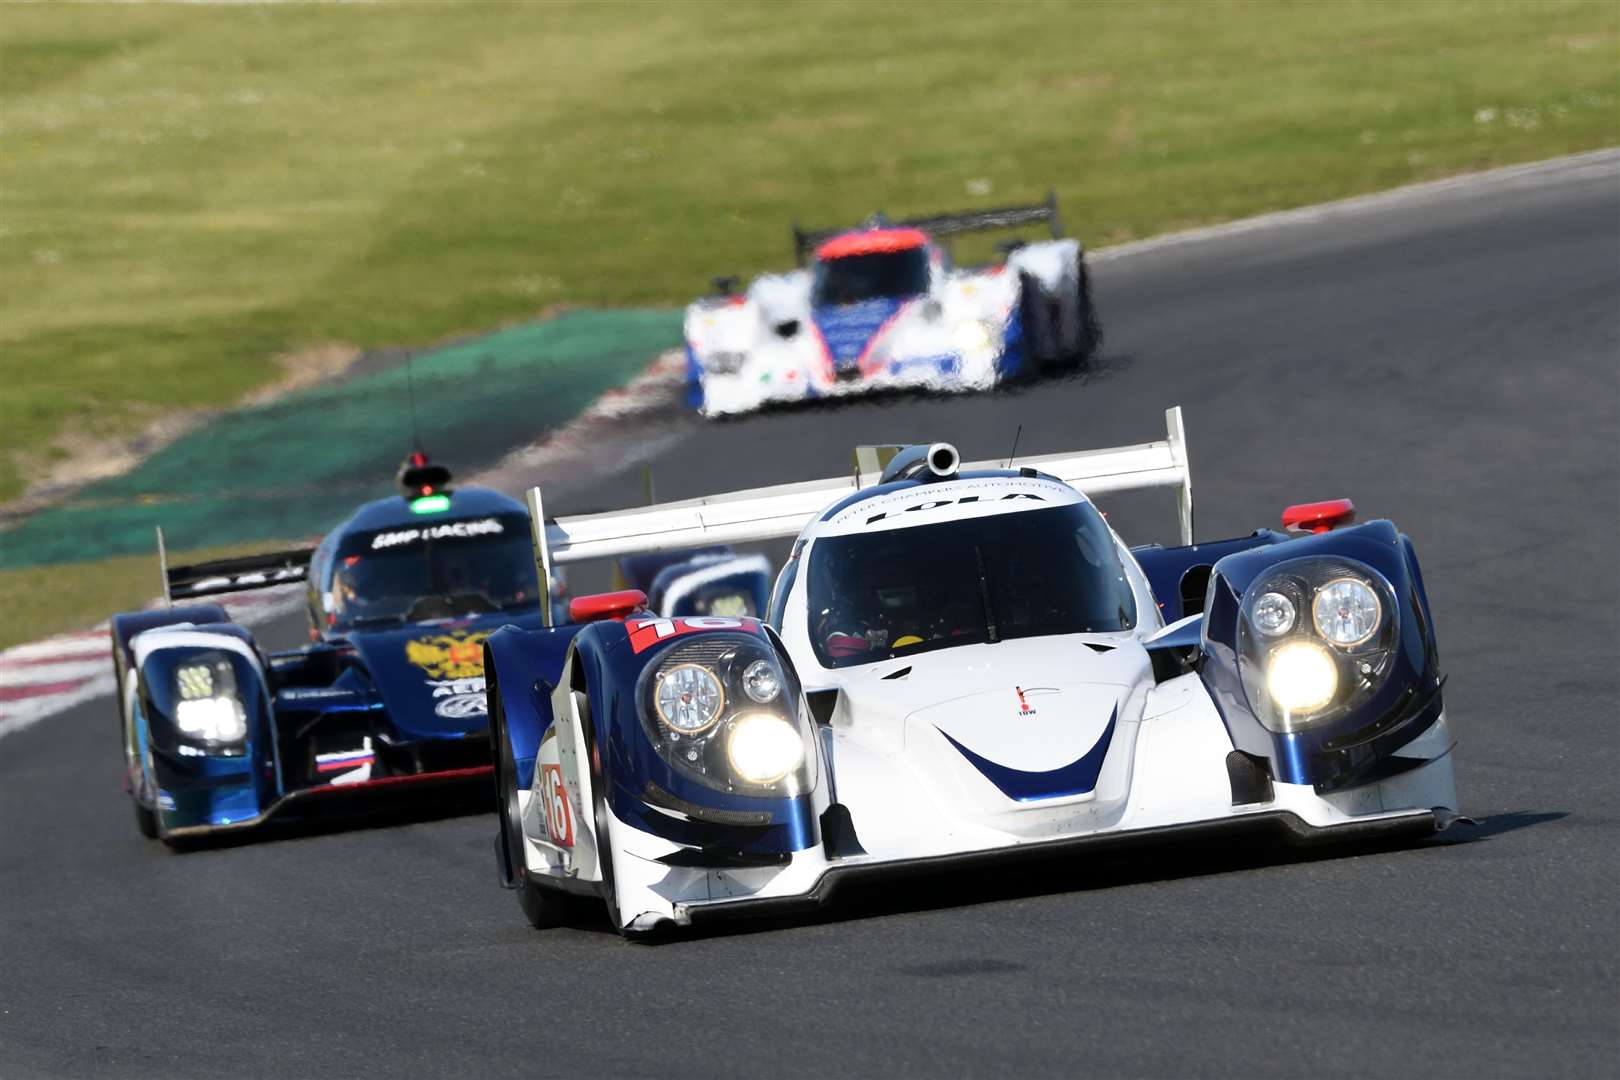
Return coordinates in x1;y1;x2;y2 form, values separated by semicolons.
3;153;1616;1078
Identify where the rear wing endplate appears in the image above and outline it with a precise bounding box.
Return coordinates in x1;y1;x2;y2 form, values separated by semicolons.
527;407;1193;625
792;192;1064;265
157;528;317;606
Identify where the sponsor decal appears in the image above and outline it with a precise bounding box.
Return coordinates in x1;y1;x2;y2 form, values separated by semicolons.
370;517;504;551
182;565;306;594
865;492;1044;526
406;630;489;680
542;763;574;848
624;616;757;654
316;740;376;774
428;676;488;719
278;686;359;703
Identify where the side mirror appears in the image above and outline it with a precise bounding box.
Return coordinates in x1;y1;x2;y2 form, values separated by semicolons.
711;275;740;296
568;589;648;624
1281;498;1356;535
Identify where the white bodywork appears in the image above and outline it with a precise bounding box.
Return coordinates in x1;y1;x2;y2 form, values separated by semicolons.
514;409;1458;931
686;239;1084;417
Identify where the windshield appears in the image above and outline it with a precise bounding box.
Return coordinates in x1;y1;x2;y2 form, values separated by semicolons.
812;249;930;306
805;502;1137;668
329;513;538;629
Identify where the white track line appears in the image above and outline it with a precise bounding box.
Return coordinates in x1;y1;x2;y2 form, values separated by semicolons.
2;636;109;665
0;658;109;689
0;674;115;740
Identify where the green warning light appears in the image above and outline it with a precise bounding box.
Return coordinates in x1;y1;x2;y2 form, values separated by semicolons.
409;494;452;514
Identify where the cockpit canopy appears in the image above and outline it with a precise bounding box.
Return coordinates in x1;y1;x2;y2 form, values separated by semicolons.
812;228;931;307
805;500;1137;668
326;511;537;630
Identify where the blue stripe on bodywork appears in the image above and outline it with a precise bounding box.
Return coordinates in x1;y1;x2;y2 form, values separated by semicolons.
938;707;1116;802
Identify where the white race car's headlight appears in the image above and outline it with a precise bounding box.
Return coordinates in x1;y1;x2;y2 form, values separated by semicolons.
953;320;994;353
1313;577;1381;646
655;663;725;734
638;636;816;795
741;659;781;703
1266;640;1338;713
173;658;247;743
1237;557;1399;732
727;713;805;784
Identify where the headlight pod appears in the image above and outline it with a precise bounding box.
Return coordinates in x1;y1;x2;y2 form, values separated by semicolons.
1237;557;1397;732
638;634;815;796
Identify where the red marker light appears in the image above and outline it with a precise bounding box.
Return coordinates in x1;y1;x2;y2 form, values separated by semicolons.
1281;499;1357;534
568;589;648;624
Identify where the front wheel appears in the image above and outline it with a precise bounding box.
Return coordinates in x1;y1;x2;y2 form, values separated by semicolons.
133;799;158;839
491;683;569;929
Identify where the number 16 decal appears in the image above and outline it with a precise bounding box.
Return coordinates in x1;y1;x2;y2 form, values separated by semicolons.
541;763;573;848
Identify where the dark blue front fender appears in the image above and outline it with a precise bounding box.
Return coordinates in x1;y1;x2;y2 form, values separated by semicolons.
1196;520;1444;793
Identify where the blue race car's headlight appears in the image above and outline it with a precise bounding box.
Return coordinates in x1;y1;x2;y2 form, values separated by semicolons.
637;634;816;796
173;655;248;746
1237;557;1398;732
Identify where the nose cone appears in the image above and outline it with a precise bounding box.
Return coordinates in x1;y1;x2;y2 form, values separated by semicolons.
913;680;1127;799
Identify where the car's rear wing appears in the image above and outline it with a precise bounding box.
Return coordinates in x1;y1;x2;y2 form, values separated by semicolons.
156;526;317;606
792;192;1064;265
526;407;1192;625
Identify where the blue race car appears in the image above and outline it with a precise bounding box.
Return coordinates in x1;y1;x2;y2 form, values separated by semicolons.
111;454;546;844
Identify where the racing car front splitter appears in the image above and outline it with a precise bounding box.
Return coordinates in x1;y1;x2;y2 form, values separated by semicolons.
672;807;1454;927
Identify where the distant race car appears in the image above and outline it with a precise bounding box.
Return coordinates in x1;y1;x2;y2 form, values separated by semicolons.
111;455;543;843
486;408;1464;936
684;194;1101;417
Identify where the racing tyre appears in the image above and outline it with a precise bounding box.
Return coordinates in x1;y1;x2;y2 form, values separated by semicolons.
1017;272;1064;374
490;681;568;929
1072;256;1103;364
133;799;158;840
580;697;652;941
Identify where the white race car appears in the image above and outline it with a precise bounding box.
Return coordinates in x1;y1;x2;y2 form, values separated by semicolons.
684;196;1101;417
486;409;1463;935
